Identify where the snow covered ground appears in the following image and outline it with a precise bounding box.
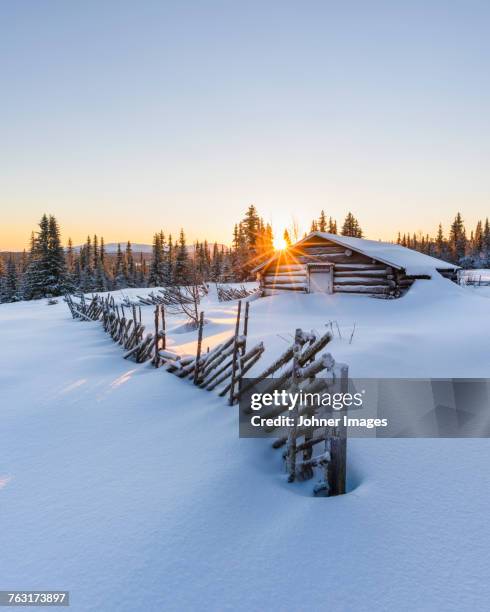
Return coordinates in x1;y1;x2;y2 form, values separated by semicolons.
1;277;490;611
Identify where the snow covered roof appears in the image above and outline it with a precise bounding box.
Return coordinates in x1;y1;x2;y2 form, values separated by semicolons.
253;232;459;276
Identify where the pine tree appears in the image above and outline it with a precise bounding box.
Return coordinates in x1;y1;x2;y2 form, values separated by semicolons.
210;242;222;281
310;220;318;232
125;241;135;286
164;234;174;285
434;224;445;258
114;243;127;289
341;212;363;238
318;210;327;232
66;238;74;273
283;229;292;247
0;255;5;302
483;218;490;265
45;215;67;295
3;257;19;302
23;214;50;299
473;220;484;256
328;217;337;234
243;205;260;251
149;232;164;286
449;212;467;263
93;235;99;269
173;229;189;285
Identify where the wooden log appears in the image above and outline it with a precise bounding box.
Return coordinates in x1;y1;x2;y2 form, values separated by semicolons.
263;284;307;291
205;360;234;391
286;329;303;483
199;342;236;381
334;277;393;286
327;436;347;495
219;343;265;397
334;263;388;270
228;300;242;405
238;345;294;402
334;285;389;293
268;264;305;272
193;311;205;384
334;270;388;277
263;276;306;284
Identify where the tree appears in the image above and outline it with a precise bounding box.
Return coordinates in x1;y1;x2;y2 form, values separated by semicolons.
328;217;337;234
341;212;363;238
243;205;260;251
173;228;189;285
46;215;67;295
3;257;20;302
149;232;164;286
23;214;50;299
125;241;135;286
283;229;292;247
449;212;466;263
113;243;127;289
318;210;327;232
210;242;222;281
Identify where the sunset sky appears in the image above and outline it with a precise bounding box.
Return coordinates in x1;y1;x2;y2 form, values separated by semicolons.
1;1;490;250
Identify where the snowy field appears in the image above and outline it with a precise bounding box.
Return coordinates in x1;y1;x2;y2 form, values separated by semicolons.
2;277;490;611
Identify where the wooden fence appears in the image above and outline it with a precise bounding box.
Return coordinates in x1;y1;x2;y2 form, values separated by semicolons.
65;293;347;496
216;284;259;302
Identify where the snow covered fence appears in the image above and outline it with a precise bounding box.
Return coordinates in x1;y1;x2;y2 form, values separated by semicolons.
160;301;266;404
65;294;347;495
242;327;348;495
66;293;159;364
65;293;104;321
137;284;208;307
216;284;259;302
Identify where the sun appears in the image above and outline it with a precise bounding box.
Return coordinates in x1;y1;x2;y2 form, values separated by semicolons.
273;234;288;251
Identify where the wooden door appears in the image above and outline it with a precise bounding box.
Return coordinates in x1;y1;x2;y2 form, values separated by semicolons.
309;267;333;293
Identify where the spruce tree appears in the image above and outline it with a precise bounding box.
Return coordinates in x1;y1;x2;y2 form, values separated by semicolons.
318;210;327;232
46;215;67;295
341;212;363;238
3;257;19;302
125;241;135;286
449;212;467;263
149;232;163;286
23;214;50;299
114;243;127;289
173;229;189;285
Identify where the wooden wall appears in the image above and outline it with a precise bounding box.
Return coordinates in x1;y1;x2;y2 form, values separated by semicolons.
260;238;398;297
260;238;458;296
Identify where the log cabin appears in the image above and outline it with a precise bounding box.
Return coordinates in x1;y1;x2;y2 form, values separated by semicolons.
252;232;459;297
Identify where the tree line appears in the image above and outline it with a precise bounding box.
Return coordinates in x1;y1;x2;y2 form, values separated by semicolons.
1;208;488;303
395;213;490;268
0;206;274;302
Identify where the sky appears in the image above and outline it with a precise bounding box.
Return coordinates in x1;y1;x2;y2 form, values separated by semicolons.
1;0;490;250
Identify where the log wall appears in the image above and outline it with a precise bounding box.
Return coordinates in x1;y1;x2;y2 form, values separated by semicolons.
259;238;458;297
260;238;397;296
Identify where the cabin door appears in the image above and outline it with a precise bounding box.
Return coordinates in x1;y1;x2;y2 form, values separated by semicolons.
308;265;333;294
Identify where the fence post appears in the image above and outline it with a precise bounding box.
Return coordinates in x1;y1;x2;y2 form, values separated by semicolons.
193;311;205;385
228;300;242;405
286;328;303;482
324;364;348;496
153;304;160;367
161;304;166;350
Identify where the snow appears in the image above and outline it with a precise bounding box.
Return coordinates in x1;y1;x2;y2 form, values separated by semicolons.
310;232;458;276
1;280;490;611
